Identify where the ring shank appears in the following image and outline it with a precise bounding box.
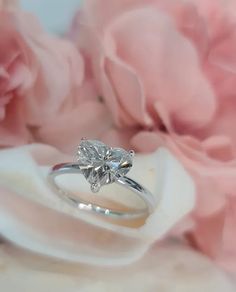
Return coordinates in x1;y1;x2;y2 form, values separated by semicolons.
48;163;155;219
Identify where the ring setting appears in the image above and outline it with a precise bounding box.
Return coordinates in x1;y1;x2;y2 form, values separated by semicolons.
48;139;156;219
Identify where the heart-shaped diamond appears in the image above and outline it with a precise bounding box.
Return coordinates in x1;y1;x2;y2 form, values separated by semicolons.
77;139;133;192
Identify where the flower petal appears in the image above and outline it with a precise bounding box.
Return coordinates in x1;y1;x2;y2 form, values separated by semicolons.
0;144;195;264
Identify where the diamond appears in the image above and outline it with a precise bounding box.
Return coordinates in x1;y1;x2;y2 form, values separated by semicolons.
77;139;133;192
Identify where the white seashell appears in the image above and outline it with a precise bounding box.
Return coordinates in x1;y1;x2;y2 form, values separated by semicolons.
0;144;195;266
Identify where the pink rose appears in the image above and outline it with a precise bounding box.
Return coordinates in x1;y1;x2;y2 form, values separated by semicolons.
0;8;85;148
72;0;236;274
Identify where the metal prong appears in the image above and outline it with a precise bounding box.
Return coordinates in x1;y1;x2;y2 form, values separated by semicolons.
129;150;135;157
91;183;100;193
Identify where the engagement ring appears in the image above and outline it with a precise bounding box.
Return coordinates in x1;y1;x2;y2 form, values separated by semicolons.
48;139;156;219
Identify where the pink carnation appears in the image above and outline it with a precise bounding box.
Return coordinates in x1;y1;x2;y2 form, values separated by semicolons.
71;0;236;274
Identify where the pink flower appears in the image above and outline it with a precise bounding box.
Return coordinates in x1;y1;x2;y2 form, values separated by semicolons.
0;8;86;148
72;0;236;274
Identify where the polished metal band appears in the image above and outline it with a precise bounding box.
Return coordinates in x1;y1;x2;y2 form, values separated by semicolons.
48;163;155;219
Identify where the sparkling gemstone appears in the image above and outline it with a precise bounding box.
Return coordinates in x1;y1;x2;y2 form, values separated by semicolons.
77;139;133;192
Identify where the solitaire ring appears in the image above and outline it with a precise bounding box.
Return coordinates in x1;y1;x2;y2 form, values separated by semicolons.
48;139;156;219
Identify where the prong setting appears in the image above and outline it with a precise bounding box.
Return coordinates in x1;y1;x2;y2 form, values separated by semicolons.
129;150;135;157
91;183;100;193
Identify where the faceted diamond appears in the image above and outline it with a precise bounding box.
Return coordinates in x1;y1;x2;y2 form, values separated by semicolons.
77;139;133;192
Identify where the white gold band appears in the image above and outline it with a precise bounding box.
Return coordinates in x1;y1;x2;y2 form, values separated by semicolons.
48;162;156;219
